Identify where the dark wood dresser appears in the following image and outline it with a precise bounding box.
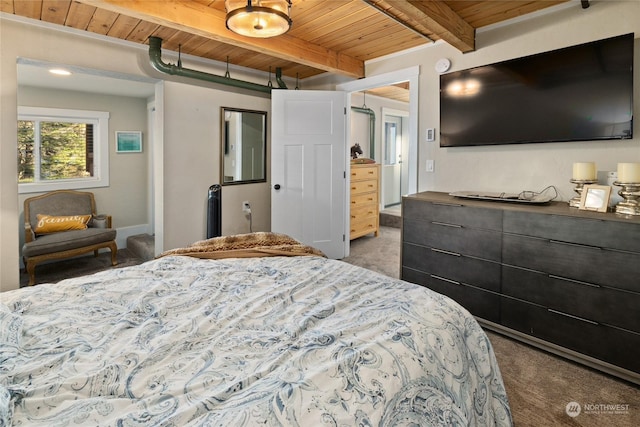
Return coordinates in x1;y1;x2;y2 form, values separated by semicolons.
401;191;640;384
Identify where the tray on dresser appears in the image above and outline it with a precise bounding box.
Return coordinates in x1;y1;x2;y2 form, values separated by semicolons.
450;191;554;204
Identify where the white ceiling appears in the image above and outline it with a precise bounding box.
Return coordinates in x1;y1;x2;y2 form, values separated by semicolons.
17;60;157;98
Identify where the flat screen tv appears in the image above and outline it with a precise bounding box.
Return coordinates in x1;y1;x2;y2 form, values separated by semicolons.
440;33;634;147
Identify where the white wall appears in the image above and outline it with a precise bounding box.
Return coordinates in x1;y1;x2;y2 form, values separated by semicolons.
350;92;409;162
366;1;640;200
162;81;271;250
0;16;277;291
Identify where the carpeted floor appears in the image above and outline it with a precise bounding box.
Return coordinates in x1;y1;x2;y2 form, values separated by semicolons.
18;227;640;426
19;248;144;287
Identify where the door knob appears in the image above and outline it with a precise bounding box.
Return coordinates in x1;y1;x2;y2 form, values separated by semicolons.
274;184;281;190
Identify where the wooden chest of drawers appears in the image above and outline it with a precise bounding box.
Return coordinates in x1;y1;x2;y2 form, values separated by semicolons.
401;191;640;384
350;164;380;240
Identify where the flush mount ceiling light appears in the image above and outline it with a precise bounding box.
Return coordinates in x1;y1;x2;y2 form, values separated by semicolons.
49;68;71;76
225;0;292;38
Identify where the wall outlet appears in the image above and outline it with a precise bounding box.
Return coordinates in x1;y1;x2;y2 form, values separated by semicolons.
426;159;435;172
242;201;251;213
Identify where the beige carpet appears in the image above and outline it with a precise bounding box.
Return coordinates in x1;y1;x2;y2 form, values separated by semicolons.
344;227;640;427
19;248;143;287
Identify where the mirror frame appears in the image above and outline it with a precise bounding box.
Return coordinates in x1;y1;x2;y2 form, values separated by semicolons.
220;107;267;186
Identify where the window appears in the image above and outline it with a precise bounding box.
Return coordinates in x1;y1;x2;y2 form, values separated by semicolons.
18;107;109;194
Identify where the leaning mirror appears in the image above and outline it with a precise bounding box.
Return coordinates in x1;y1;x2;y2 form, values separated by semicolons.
221;107;267;185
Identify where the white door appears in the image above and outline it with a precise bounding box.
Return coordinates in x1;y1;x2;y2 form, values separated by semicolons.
271;90;347;259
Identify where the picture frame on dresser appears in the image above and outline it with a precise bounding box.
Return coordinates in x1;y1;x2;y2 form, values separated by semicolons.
579;184;611;212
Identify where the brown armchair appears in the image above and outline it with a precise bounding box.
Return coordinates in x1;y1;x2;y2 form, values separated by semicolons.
23;190;117;286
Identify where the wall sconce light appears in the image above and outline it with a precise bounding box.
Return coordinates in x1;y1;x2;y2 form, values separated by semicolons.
225;0;292;38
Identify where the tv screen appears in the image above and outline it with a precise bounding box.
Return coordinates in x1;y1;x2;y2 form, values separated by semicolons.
440;33;634;147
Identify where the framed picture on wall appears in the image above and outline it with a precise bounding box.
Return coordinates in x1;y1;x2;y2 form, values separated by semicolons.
116;131;142;153
579;184;611;212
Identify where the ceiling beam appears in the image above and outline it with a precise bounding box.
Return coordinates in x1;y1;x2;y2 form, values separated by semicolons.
363;0;475;52
76;0;365;78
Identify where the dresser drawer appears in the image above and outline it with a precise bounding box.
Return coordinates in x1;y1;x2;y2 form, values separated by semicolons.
403;198;502;231
503;234;640;292
403;218;502;261
351;192;378;208
350;215;378;235
351;205;377;222
403;242;500;292
351;179;378;195
351;165;379;181
502;265;640;333
402;267;500;323
504;210;640;252
501;297;640;373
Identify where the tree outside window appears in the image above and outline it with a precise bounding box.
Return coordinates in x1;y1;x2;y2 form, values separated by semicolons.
18;120;94;183
17;107;109;194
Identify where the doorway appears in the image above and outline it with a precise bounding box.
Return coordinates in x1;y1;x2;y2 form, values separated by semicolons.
337;67;418;255
337;66;419;199
16;59;160;263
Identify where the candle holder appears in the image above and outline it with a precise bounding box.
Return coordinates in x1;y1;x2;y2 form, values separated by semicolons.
613;181;640;216
569;179;597;208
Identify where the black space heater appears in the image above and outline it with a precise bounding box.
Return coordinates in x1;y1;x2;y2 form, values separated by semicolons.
207;184;222;239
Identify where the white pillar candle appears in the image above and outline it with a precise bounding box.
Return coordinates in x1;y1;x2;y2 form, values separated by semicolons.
617;163;640;183
572;162;596;180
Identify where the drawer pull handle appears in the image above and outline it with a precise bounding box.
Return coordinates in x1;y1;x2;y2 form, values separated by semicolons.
430;274;460;285
432;202;463;207
548;309;599;326
431;248;461;257
431;221;462;228
549;240;600;250
548;274;600;288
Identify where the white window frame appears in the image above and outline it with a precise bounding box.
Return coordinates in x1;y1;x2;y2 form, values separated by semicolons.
18;106;110;194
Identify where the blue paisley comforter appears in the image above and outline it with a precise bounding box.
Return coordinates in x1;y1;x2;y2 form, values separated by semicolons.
1;255;512;426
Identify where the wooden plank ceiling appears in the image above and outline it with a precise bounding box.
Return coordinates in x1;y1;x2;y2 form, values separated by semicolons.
4;0;570;97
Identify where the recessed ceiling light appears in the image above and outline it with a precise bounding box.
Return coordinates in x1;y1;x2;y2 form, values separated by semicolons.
49;68;72;76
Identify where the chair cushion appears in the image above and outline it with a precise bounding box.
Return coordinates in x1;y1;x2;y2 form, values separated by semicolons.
35;214;92;235
23;228;117;258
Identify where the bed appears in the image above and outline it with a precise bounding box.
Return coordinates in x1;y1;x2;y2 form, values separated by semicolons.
1;233;512;426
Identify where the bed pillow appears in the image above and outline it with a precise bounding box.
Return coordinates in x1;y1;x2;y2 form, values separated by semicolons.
34;214;92;234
